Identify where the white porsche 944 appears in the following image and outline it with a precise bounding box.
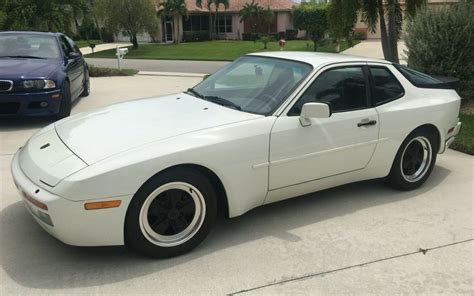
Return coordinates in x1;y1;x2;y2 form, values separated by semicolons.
12;52;462;257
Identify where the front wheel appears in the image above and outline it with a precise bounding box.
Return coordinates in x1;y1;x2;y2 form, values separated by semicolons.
125;168;217;258
80;67;90;97
387;129;438;190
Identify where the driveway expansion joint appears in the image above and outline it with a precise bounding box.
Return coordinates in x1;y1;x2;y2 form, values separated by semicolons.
229;238;474;295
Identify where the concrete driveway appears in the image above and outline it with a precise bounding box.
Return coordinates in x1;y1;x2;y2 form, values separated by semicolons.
342;40;408;63
0;75;473;295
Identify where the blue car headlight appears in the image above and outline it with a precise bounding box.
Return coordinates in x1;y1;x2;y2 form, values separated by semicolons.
19;80;56;90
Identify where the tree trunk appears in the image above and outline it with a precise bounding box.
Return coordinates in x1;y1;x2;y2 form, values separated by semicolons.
377;0;391;61
208;4;213;39
213;8;219;39
387;0;400;63
131;33;138;49
92;13;103;41
313;35;318;52
174;14;179;44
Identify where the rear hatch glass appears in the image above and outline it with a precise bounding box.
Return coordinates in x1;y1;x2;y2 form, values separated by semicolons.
394;64;459;89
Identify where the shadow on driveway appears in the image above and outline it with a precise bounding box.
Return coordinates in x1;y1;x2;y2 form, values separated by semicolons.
0;165;450;290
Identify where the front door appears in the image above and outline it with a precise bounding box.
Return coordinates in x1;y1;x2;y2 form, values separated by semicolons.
269;65;379;190
165;21;174;43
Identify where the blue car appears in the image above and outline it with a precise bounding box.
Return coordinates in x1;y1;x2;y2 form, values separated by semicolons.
0;31;90;118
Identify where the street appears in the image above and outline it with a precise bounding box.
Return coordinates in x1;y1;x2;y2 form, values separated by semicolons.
86;58;229;74
0;75;472;295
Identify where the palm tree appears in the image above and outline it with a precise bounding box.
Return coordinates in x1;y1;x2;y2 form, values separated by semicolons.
360;0;426;63
159;0;188;44
212;0;229;38
239;0;259;33
196;0;215;39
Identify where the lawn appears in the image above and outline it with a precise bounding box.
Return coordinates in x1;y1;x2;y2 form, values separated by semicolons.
451;113;474;155
85;40;359;61
75;40;103;49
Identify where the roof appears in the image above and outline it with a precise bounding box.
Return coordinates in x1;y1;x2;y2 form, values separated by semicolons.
0;31;59;36
247;51;391;67
185;0;297;13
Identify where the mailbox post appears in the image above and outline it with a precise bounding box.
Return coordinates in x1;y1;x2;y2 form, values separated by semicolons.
116;47;129;70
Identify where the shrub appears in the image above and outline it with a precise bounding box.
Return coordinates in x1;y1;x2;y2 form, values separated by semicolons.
285;29;298;40
88;66;138;77
183;31;210;42
353;31;367;40
242;33;259;41
405;2;474;101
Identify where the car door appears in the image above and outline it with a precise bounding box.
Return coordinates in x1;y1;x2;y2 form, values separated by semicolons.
268;64;379;190
59;35;83;98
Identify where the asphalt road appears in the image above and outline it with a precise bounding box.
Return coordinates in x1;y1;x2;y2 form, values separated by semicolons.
0;75;473;295
86;58;230;74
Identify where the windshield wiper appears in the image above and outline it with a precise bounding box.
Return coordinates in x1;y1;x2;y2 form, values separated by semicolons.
0;55;46;59
203;96;242;111
187;88;242;111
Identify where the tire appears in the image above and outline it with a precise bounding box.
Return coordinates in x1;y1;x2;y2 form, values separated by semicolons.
80;68;90;97
125;168;218;258
56;81;71;120
387;128;438;190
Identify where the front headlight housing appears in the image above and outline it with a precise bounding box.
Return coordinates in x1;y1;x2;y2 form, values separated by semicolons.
19;80;56;90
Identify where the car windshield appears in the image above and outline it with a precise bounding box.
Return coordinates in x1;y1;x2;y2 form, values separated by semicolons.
191;56;313;115
0;34;61;59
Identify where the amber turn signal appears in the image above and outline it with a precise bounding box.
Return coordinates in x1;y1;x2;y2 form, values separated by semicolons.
84;200;121;210
25;194;48;211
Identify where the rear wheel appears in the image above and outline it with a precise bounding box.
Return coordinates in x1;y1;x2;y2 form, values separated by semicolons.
387;129;438;190
56;81;71;119
125;168;217;258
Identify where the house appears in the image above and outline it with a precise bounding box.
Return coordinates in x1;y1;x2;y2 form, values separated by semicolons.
116;0;297;43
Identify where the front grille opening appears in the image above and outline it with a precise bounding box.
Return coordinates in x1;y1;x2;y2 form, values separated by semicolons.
0;102;20;114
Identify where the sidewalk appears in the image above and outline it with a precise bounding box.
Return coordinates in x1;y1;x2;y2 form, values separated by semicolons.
342;40;407;63
79;42;132;55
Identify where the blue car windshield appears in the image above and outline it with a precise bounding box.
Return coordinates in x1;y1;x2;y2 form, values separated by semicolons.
0;34;61;59
191;56;313;115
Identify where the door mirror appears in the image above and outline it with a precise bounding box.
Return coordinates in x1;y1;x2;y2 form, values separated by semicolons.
299;103;331;126
68;52;81;59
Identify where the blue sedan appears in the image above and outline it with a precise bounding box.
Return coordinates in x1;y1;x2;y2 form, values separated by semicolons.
0;31;90;118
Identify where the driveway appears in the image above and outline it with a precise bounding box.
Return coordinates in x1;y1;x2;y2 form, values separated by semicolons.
342;40;408;63
0;75;473;295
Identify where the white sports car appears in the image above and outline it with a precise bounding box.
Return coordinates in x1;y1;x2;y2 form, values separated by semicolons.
12;52;462;257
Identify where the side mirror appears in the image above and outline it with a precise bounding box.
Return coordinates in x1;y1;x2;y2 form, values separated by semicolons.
299;102;331;127
68;52;81;59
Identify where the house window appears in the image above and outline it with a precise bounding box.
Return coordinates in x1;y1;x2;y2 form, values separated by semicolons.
216;15;232;33
183;15;210;31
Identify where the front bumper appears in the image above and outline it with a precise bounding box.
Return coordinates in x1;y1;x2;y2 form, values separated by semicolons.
0;89;62;117
11;150;132;246
441;122;462;153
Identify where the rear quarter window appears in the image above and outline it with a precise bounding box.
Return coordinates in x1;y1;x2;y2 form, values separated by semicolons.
369;66;404;106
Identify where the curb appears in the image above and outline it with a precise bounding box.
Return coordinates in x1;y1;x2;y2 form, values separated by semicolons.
137;71;207;78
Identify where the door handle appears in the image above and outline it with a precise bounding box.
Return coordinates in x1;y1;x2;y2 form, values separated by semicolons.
357;119;377;127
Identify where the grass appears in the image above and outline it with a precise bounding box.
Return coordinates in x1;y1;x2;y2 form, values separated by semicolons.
75;40;103;49
85;40;359;61
451;113;474;155
88;66;138;77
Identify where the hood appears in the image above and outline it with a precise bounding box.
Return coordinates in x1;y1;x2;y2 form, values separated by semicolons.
55;94;262;164
0;58;60;79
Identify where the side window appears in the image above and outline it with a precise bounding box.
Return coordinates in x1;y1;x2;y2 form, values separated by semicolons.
65;36;81;54
289;66;369;116
59;36;73;55
370;66;404;105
